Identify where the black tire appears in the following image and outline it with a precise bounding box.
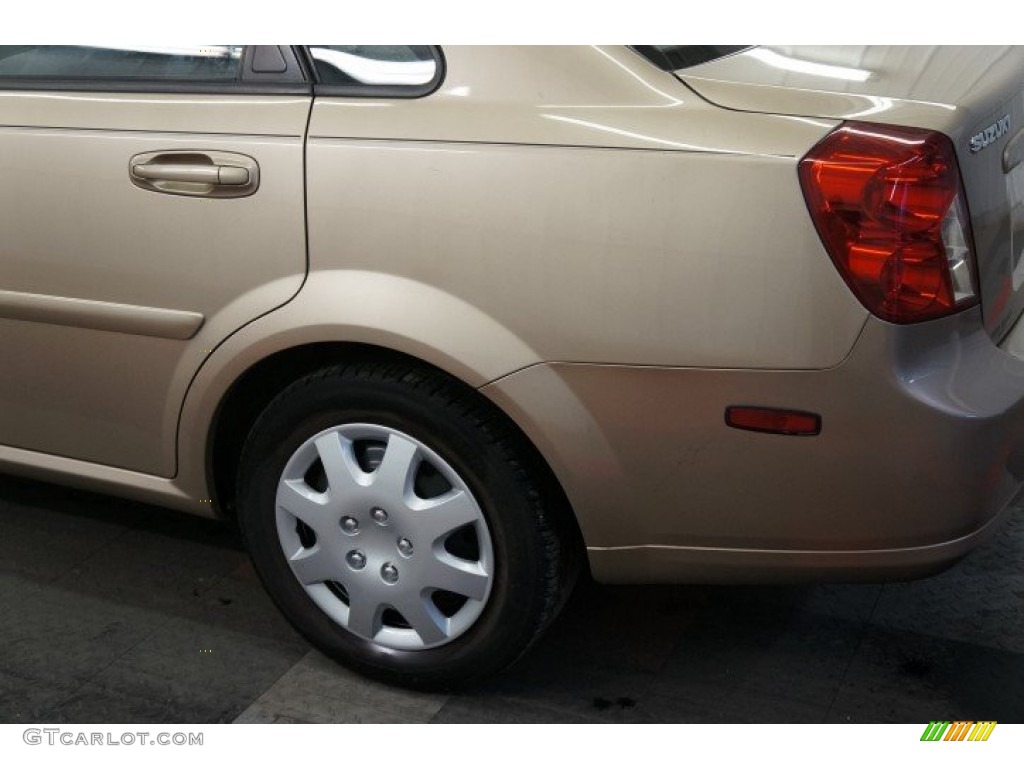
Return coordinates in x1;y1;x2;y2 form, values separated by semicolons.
236;360;578;688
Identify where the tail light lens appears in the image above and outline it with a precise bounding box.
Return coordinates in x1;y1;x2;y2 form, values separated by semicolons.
799;121;978;323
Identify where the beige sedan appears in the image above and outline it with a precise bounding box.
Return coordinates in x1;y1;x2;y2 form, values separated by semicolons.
2;45;1023;686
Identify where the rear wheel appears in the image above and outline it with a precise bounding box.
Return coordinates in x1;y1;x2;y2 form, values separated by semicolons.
236;361;577;687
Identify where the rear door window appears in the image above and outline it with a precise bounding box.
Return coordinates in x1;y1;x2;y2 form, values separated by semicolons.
0;45;244;81
306;46;441;95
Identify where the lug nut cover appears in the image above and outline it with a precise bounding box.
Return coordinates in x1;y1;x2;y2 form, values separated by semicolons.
346;550;367;570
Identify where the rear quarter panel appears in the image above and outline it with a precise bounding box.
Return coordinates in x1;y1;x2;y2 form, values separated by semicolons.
302;45;867;371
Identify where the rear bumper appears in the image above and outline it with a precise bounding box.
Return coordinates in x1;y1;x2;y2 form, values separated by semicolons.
586;500;1015;584
481;307;1024;583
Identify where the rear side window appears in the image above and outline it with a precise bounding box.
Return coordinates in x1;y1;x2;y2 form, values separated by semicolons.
307;46;439;91
0;45;244;81
632;45;748;71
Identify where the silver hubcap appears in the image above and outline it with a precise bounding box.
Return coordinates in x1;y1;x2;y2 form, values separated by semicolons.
275;423;494;650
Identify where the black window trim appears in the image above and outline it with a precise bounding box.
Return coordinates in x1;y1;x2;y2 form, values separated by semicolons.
629;45;753;72
301;45;445;99
0;45;312;96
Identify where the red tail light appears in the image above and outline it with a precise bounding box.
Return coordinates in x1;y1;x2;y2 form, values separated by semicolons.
799;121;978;324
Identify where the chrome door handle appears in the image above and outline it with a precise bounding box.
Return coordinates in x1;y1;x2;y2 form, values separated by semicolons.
129;151;259;198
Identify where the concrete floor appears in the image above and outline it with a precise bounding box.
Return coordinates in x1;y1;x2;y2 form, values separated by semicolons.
0;473;1022;724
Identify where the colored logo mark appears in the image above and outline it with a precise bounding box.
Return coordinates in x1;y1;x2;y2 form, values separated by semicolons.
921;721;997;742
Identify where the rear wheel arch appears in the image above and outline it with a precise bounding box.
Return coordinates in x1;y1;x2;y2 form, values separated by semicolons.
205;342;586;571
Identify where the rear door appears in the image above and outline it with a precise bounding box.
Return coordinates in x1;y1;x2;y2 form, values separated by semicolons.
0;45;310;476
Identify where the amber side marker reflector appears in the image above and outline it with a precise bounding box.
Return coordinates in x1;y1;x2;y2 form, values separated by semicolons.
725;406;821;436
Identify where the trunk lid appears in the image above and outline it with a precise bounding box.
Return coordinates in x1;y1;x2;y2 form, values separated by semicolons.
676;46;1024;340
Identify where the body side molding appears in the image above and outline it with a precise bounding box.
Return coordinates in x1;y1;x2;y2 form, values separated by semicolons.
0;288;204;339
